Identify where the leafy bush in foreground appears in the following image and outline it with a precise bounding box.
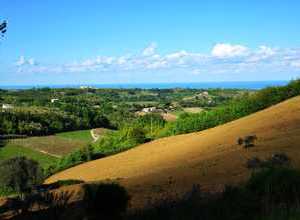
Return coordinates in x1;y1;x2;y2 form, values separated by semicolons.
0;157;43;195
247;167;300;212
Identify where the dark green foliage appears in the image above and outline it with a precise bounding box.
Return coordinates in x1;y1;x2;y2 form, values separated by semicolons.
0;157;43;194
123;126;147;145
247;167;300;211
0;139;7;148
0;186;16;197
210;186;259;220
94;126;147;155
49;145;94;175
0;107;110;136
83;183;130;219
135;113;166;137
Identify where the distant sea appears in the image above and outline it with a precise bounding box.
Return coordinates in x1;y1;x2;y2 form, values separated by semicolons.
0;81;289;90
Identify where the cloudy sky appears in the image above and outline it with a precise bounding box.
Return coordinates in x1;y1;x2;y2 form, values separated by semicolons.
1;0;300;85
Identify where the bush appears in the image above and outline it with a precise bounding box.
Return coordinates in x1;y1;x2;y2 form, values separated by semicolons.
0;157;43;195
0;186;16;197
83;183;130;219
123;126;147;145
94;126;147;156
246;167;300;211
51;145;94;174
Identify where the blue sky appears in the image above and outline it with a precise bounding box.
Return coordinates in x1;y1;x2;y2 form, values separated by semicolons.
1;0;300;85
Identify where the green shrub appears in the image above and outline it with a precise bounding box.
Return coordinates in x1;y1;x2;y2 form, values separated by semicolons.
0;157;44;195
247;167;300;210
0;186;16;197
94;126;147;155
50;145;94;174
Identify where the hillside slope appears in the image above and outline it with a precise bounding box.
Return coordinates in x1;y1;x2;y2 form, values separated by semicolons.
46;96;300;206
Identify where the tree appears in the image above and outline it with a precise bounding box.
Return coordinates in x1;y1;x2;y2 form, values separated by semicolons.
0;20;7;37
124;126;146;145
0;157;43;196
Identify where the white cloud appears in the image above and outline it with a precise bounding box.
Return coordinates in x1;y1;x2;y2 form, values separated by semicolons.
142;42;157;56
16;56;37;66
211;43;249;58
16;56;26;66
258;46;276;56
290;60;300;68
14;43;300;75
246;46;276;62
166;50;188;60
28;58;36;65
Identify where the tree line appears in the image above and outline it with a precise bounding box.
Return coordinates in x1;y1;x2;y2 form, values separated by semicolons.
159;79;300;136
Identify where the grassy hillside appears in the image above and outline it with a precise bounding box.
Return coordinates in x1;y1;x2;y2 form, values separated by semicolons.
0;129;96;173
46;95;300;207
10;135;88;157
0;143;58;168
56;130;93;142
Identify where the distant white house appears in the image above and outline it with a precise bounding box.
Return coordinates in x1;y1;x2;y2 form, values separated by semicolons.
141;107;166;113
50;98;59;103
142;107;157;113
2;104;13;109
80;85;94;89
202;91;209;96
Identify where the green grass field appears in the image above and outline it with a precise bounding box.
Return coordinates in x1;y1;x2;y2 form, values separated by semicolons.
56;130;93;142
0;129;99;169
0;143;58;168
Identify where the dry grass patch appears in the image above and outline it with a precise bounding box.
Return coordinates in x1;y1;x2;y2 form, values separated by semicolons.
10;136;87;157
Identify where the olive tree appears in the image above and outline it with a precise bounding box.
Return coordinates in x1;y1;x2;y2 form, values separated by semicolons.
0;157;43;196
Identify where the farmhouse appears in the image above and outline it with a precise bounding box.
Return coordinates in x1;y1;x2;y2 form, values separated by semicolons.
51;98;59;103
2;104;13;109
141;107;167;113
142;107;157;113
